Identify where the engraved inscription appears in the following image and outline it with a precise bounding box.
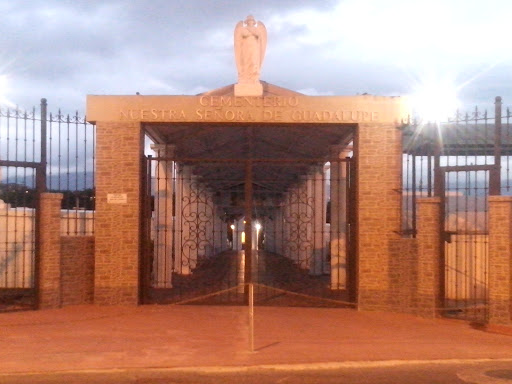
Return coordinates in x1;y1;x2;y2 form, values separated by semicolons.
291;110;379;122
195;109;257;121
199;95;299;108
119;97;380;122
120;107;379;122
120;109;187;120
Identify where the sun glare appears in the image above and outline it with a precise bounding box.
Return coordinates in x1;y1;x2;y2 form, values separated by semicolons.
409;78;460;123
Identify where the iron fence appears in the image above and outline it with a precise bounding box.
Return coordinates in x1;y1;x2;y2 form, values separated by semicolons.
0;99;95;309
46;107;95;235
0;104;42;309
0;100;95;234
403;97;511;234
402;96;511;322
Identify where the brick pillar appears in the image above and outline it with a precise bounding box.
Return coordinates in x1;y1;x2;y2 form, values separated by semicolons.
38;193;63;309
488;196;512;325
95;121;142;305
356;123;402;311
415;197;442;318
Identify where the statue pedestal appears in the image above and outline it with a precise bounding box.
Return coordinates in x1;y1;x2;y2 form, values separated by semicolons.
234;82;263;97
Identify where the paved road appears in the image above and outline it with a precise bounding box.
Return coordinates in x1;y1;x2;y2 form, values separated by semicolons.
2;360;512;384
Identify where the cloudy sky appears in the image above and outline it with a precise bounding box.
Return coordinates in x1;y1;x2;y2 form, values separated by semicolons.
1;0;511;119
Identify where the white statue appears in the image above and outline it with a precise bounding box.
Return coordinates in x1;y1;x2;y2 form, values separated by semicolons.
234;15;267;84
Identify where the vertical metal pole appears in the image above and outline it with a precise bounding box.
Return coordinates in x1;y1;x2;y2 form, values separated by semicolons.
248;282;255;352
348;153;358;303
34;98;48;309
433;122;445;313
411;154;417;237
139;155;152;304
427;152;432;197
243;127;256;351
37;98;47;192
346;158;355;301
438;167;446;314
491;96;502;195
244;160;253;295
433;124;442;198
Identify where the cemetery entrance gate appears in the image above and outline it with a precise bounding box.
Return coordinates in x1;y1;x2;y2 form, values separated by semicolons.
140;122;357;307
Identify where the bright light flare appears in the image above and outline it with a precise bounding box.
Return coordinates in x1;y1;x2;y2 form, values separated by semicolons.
410;78;460;123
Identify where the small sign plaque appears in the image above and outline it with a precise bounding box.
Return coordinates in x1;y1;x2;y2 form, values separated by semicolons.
107;193;128;204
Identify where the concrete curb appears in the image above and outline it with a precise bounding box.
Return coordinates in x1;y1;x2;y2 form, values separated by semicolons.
2;358;512;377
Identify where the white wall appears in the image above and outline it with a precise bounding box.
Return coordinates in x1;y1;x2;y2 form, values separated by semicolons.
0;200;94;288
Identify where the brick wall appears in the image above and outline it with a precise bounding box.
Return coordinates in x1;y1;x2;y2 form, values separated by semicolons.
354;123;444;317
38;193;97;309
415;197;442;318
389;238;418;313
94;121;143;305
488;196;512;325
356;123;402;310
61;236;94;306
39;193;63;309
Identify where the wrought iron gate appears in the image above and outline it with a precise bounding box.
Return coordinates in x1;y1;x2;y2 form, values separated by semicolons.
403;96;509;322
141;154;356;307
441;167;490;322
0;99;95;311
0;102;47;311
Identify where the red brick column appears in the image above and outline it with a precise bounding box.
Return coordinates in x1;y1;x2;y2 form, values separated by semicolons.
488;196;512;325
415;197;442;318
389;238;418;314
38;193;63;309
94;121;143;305
356;123;402;311
61;236;95;306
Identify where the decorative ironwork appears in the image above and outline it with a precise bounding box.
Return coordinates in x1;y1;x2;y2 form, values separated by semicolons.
281;181;315;271
0;101;43;311
0;106;37;121
178;173;216;271
142;152;354;307
402;96;510;322
402;96;511;237
0;100;95;311
442;168;489;322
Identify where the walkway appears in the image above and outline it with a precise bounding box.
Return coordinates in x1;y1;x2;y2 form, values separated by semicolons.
1;305;512;375
148;250;350;306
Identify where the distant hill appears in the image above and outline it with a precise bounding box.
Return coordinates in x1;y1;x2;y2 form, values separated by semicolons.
1;172;95;191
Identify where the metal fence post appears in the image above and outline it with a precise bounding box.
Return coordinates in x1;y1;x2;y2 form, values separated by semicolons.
491;96;502;195
37;98;47;193
34;98;48;309
244;159;253;296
